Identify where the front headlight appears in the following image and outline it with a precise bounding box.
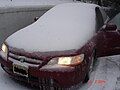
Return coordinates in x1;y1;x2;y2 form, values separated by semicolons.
2;43;8;55
47;54;84;66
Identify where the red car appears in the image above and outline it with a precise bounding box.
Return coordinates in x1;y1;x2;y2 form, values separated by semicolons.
0;3;119;89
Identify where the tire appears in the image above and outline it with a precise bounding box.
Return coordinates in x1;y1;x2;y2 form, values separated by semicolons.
83;74;89;83
83;49;96;83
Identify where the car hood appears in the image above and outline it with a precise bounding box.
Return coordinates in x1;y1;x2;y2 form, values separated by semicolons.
6;3;96;53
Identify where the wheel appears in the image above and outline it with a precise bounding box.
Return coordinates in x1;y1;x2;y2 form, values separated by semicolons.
83;49;96;83
89;49;97;74
83;73;89;83
89;54;94;74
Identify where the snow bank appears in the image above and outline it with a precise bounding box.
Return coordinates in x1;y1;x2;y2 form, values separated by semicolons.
6;3;97;52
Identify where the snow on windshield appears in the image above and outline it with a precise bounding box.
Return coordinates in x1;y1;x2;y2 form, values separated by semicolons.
6;3;97;52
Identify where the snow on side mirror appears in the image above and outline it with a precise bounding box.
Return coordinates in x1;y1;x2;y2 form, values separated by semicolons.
102;23;117;31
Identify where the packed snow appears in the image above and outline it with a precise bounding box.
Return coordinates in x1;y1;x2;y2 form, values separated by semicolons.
6;3;97;52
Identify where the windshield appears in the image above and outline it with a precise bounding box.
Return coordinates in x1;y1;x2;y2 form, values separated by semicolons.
110;13;120;29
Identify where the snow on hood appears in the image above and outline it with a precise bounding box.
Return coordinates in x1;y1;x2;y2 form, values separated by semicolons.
6;3;97;52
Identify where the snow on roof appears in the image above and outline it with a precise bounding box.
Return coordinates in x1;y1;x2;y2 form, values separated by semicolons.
6;3;98;52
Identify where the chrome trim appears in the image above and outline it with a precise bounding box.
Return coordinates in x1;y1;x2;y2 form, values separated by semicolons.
9;52;42;64
9;57;40;67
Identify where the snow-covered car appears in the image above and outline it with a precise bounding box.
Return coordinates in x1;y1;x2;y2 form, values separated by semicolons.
1;2;118;89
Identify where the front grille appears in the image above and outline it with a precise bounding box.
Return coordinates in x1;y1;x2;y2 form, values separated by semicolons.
8;52;42;65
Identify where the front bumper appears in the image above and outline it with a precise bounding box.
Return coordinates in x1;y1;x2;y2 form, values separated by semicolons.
0;53;82;88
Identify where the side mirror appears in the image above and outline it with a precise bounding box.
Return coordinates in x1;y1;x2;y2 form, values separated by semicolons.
34;17;39;22
102;23;117;31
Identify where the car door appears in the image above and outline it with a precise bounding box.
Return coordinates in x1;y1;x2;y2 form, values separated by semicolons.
96;12;120;57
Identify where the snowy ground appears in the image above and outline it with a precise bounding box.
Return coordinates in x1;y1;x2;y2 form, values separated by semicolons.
0;55;120;90
80;55;120;90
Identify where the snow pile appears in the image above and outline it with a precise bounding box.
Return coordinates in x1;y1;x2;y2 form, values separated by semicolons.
6;3;97;52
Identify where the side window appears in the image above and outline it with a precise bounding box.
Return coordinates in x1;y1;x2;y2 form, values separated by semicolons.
100;8;108;22
110;13;120;29
95;7;104;31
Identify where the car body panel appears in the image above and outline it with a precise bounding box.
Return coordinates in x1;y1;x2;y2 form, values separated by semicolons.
97;25;120;57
